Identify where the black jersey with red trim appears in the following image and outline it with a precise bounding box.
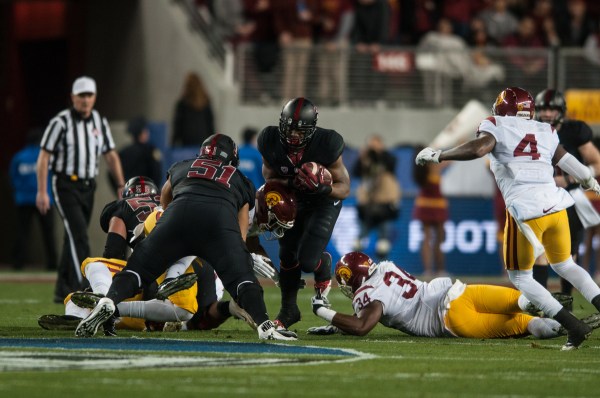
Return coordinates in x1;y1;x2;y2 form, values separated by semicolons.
100;194;161;247
558;120;593;163
257;126;344;178
558;120;593;190
167;158;255;211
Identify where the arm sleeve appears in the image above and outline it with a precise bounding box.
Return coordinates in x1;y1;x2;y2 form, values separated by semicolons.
557;152;594;183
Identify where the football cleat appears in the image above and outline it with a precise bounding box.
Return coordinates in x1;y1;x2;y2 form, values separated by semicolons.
75;297;116;338
257;320;298;341
156;273;198;300
275;305;301;330
582;312;600;330
561;323;592;351
162;321;184;332
38;314;82;331
70;291;104;309
229;300;258;330
307;324;339;335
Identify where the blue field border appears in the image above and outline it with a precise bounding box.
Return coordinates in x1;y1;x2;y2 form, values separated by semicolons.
0;338;355;356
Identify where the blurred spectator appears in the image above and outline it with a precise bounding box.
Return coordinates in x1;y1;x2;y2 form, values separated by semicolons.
477;0;519;44
172;72;215;147
272;0;318;99
244;0;279;102
501;16;546;88
531;0;560;46
442;0;485;40
111;116;162;191
353;135;401;260
350;0;389;102
9;128;57;271
556;0;595;47
237;127;265;189
315;0;354;105
412;145;448;278
212;0;256;45
584;21;600;66
409;0;441;43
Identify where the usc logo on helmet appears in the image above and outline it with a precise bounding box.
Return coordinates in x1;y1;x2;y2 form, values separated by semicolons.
495;90;506;107
336;265;352;284
265;191;283;208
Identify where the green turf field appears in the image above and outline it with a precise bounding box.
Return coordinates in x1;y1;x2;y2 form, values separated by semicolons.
0;275;599;398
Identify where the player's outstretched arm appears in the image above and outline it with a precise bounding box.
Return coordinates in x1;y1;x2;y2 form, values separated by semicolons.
312;296;383;336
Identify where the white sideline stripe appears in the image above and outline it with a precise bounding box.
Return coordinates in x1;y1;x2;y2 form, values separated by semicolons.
52;175;83;283
363;339;600;350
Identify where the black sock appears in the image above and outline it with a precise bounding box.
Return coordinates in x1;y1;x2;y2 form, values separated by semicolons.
237;282;268;325
532;265;548;288
592;294;600;313
216;301;231;317
560;277;574;295
279;266;302;309
553;307;583;331
106;271;141;306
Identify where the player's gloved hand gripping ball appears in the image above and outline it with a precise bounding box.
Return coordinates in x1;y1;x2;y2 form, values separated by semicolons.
293;162;333;195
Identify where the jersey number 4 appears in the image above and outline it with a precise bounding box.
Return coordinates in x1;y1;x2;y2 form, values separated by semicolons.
187;159;236;187
513;134;540;160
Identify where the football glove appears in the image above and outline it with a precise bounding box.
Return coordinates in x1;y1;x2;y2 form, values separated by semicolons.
307;324;339;335
580;175;600;195
251;253;279;282
294;168;333;196
311;295;331;314
415;147;442;166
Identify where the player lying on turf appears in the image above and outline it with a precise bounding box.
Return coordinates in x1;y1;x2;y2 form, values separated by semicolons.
308;252;600;341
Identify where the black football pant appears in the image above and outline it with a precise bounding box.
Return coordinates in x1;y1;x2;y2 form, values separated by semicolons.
107;195;269;325
52;175;94;301
277;199;342;314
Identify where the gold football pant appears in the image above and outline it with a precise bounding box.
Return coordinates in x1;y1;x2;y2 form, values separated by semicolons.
444;284;533;339
503;210;571;271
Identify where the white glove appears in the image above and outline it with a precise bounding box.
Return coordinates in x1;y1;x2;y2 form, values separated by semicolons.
580;175;600;195
251;253;279;281
307;324;339;335
415;147;442;166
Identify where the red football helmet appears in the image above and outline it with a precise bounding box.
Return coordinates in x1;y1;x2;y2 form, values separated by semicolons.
255;181;297;239
335;252;378;298
492;87;535;120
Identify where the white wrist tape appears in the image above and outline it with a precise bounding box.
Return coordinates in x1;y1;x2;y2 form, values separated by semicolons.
316;307;337;323
557;153;593;183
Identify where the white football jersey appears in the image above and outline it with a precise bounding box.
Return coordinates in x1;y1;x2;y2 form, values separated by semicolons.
351;262;453;337
479;116;574;220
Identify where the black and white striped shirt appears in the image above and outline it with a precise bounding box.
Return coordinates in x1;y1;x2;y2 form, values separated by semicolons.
40;108;116;179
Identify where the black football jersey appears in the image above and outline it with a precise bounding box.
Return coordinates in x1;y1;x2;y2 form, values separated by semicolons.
100;194;161;247
167;158;255;211
257;126;344;178
558;120;593;189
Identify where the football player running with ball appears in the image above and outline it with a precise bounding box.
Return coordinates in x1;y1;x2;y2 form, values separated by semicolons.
415;87;600;350
258;97;350;333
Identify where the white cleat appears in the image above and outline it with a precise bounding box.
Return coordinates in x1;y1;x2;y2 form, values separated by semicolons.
257;320;297;341
75;297;115;338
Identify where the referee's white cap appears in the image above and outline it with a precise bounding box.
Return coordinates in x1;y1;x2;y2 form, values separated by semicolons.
72;76;96;95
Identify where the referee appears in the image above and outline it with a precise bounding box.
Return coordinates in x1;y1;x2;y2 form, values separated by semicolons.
36;76;125;303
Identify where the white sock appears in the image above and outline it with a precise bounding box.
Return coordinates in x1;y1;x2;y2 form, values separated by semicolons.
507;270;563;318
551;258;600;302
84;261;113;295
117;299;193;322
517;295;531;312
527;317;562;339
65;300;91;318
165;256;196;279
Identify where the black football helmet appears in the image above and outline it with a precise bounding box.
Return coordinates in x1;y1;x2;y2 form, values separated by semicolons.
335;252;378;299
535;89;566;126
278;97;318;149
122;176;159;199
492;87;535;120
255;181;296;239
199;133;239;167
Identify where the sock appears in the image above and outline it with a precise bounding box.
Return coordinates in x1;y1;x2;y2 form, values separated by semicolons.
532;265;549;288
553;307;584;332
84;261;113;295
507;269;562;318
527;317;562;339
561;278;574;295
117;299;193;322
551;258;600;302
592;294;600;312
279;262;302;309
216;301;231;317
236;281;268;325
106;270;142;305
